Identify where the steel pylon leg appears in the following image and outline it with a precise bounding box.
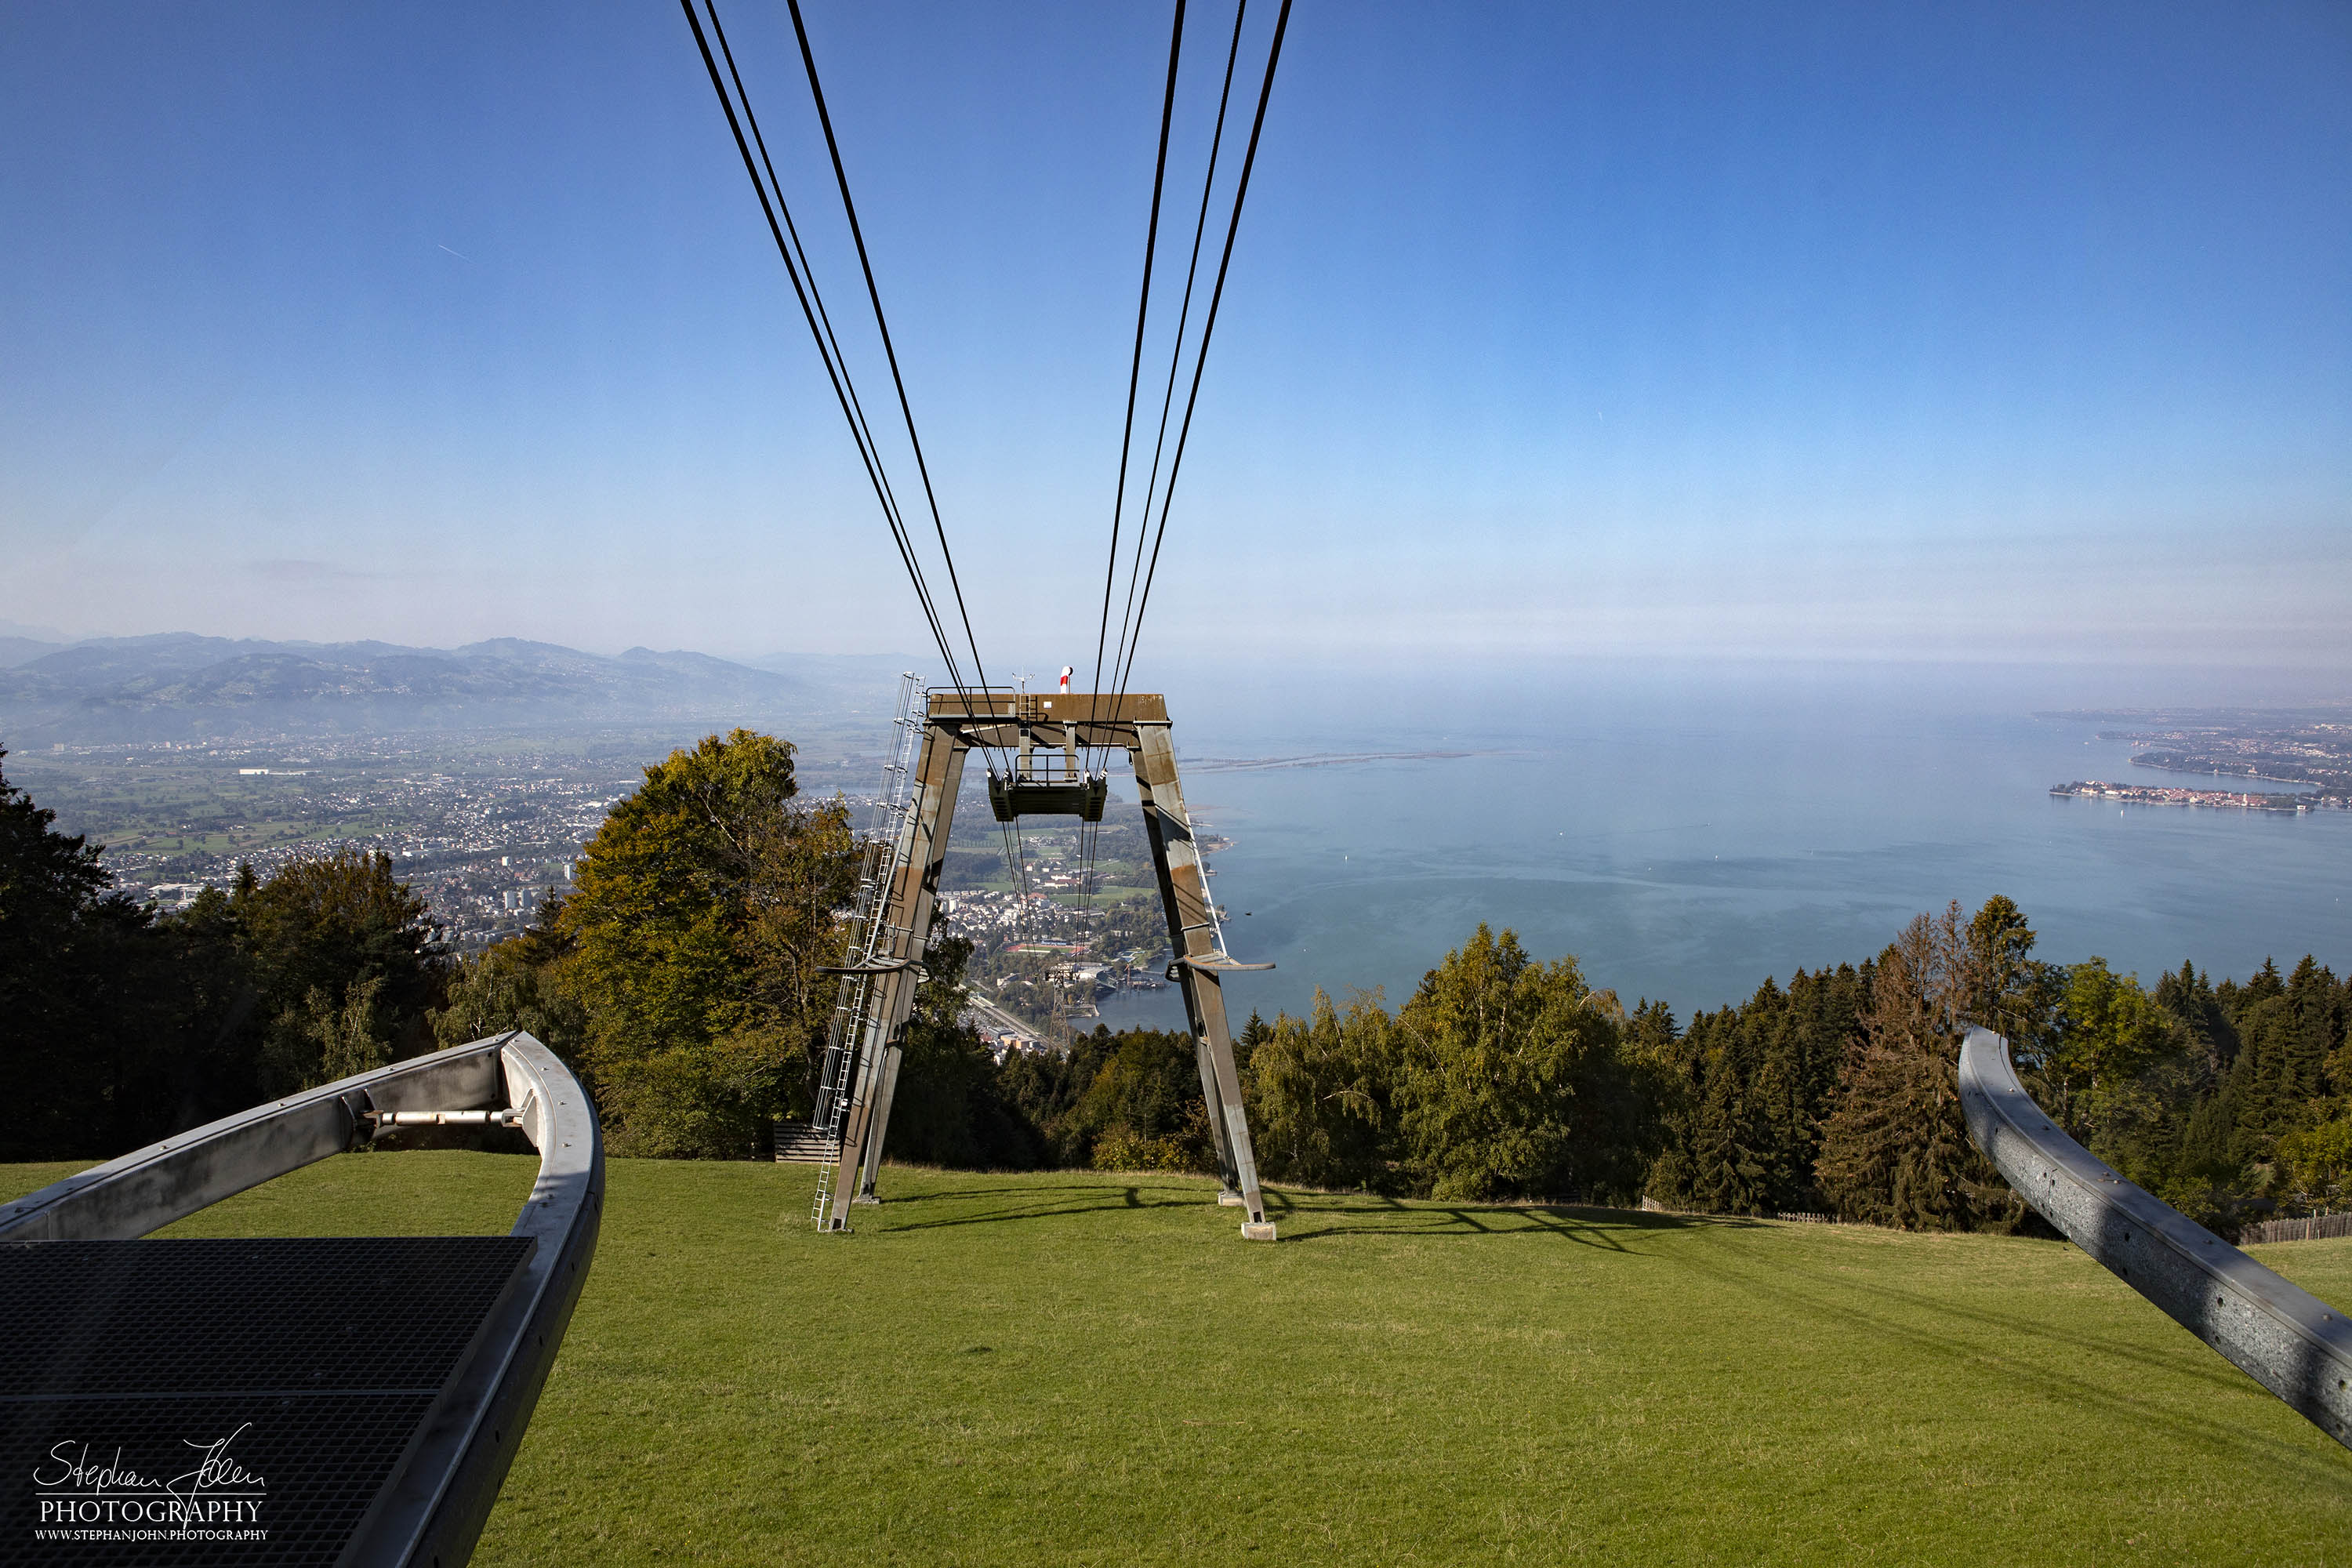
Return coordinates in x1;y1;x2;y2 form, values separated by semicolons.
826;722;967;1230
1129;721;1272;1239
854;1044;902;1203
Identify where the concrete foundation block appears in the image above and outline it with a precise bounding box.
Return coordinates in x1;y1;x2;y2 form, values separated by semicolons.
1240;1221;1276;1241
1217;1189;1247;1207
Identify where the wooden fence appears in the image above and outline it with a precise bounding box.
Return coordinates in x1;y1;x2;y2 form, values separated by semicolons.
2238;1211;2352;1245
771;1120;835;1165
1638;1196;1844;1226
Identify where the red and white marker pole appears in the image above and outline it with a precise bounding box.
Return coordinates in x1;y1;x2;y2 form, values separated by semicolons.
1059;666;1073;695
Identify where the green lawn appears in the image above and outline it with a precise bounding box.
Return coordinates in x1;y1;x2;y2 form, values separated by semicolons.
7;1155;2351;1565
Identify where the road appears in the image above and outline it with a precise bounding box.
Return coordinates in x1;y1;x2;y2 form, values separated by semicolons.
964;996;1044;1047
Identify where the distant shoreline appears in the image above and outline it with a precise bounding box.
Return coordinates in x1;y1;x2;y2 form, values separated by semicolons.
2049;779;2345;813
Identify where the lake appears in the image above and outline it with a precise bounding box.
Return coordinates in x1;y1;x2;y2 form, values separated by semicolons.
1083;658;2351;1030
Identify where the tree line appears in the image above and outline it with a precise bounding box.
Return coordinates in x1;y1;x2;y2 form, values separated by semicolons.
1633;896;2352;1234
5;732;2347;1238
3;746;444;1162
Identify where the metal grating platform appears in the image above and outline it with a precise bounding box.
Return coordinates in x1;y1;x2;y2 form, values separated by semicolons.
1;1236;532;1566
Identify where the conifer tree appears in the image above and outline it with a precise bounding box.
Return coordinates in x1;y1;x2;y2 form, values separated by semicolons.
2284;956;2343;1102
1815;902;2018;1230
1687;1011;1771;1214
0;748;181;1158
1626;999;1700;1207
2155;961;2237;1081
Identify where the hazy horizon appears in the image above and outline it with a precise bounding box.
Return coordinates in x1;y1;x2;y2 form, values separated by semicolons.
6;620;2346;721
5;2;2348;673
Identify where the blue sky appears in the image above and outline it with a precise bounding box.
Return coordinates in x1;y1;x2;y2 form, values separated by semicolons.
3;1;2347;671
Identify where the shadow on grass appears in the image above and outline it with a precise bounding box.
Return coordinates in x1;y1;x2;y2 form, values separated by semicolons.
1661;1231;2352;1479
872;1181;1170;1207
853;1168;2352;1479
869;1172;1759;1252
1261;1189;1764;1251
873;1181;1220;1233
1839;1268;2320;1407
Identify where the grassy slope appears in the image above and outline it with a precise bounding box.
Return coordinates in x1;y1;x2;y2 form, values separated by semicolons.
6;1156;2350;1565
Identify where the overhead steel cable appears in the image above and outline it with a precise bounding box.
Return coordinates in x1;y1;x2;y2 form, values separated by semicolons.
679;0;986;735
1089;0;1189;742
705;6;927;641
1104;0;1249;719
702;0;1014;786
1112;0;1292;710
1077;1;1192;927
782;0;1003;755
994;810;1026;942
1083;0;1249;931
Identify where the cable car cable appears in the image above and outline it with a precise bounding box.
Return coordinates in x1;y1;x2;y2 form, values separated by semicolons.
705;6;938;671
1085;0;1243;913
680;0;987;739
684;1;956;686
1112;0;1290;708
703;1;1017;786
783;0;1001;735
1105;0;1249;711
1089;0;1189;739
1090;0;1250;922
1079;0;1197;920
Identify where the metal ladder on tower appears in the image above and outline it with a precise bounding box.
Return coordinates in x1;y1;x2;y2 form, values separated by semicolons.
809;673;925;1226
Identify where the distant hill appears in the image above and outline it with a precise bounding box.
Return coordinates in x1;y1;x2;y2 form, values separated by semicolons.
0;634;914;745
0;637;66;669
743;649;927;695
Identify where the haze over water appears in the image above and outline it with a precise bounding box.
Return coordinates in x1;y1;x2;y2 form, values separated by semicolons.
1085;659;2352;1031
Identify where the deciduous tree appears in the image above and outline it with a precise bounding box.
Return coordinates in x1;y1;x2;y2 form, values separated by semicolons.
1393;924;1644;1203
1246;988;1397;1191
554;730;858;1156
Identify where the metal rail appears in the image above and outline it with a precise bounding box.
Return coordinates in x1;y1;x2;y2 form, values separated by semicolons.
0;1030;604;1564
1958;1025;2352;1452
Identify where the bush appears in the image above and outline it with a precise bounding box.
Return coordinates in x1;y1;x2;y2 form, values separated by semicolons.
1091;1109;1217;1174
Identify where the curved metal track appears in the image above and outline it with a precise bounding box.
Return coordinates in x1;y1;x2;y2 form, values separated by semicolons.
0;1030;603;1565
1959;1025;2352;1451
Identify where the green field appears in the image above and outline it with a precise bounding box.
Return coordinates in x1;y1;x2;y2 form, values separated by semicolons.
8;1155;2351;1564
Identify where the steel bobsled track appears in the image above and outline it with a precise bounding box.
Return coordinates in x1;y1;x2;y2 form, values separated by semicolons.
1958;1025;2352;1452
0;1031;604;1566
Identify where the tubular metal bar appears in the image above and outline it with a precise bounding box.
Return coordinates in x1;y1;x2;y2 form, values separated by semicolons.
1958;1026;2352;1452
369;1109;527;1127
0;1030;606;1564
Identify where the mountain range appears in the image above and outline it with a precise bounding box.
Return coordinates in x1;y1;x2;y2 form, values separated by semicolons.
0;633;916;745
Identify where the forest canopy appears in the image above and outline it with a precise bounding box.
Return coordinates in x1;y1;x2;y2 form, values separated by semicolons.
5;736;2347;1239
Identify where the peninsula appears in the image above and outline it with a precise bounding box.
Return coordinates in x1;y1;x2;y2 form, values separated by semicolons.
2039;706;2352;810
2050;780;2333;812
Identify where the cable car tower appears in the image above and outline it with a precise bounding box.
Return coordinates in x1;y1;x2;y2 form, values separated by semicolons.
681;0;1296;1240
810;684;1274;1240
